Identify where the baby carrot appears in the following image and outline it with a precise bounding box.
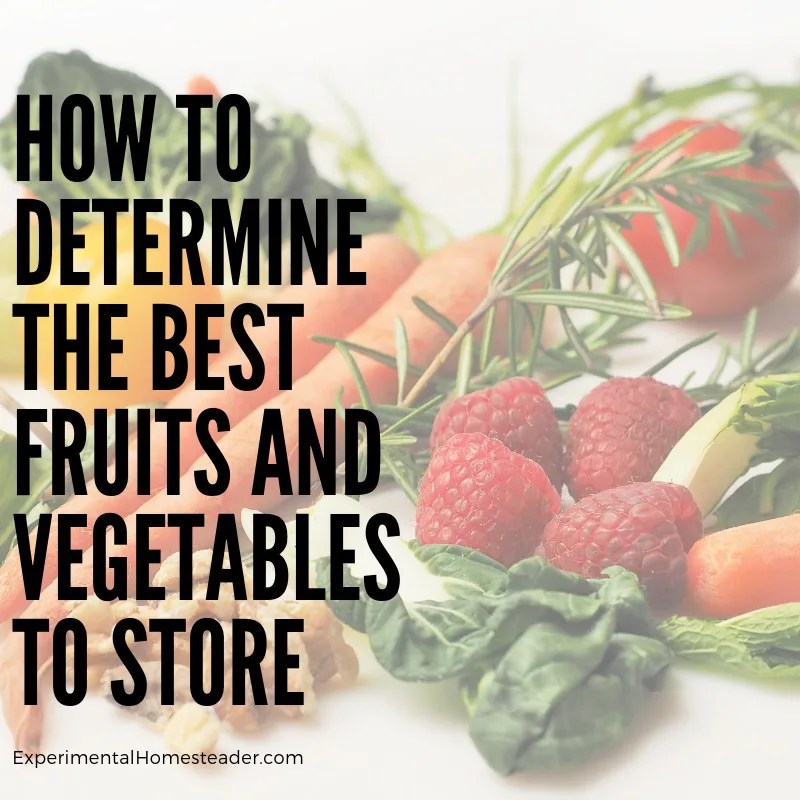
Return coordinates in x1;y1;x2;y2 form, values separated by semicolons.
0;234;419;624
686;516;800;618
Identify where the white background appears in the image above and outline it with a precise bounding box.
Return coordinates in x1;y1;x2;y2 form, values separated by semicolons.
2;1;800;798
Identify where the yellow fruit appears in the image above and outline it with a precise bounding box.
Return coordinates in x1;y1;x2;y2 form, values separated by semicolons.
26;215;223;415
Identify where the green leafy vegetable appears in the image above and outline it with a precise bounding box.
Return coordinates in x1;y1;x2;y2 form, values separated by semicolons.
0;431;52;562
463;616;670;774
332;551;670;773
461;561;671;774
0;51;400;276
309;497;670;775
659;606;800;679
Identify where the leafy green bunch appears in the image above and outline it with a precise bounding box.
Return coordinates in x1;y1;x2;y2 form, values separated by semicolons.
319;543;671;774
0;51;401;265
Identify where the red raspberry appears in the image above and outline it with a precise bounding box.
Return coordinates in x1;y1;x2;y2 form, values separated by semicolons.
565;376;700;500
416;432;561;567
430;377;564;491
543;481;703;611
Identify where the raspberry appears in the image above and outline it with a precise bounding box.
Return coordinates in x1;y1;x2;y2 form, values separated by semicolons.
543;481;703;611
416;432;561;567
565;376;700;500
430;377;564;491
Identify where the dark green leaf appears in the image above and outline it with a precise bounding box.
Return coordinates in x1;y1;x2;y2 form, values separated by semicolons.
659;611;800;679
412;297;457;335
466;618;670;773
714;458;800;528
316;558;368;633
345;546;670;775
334;343;373;409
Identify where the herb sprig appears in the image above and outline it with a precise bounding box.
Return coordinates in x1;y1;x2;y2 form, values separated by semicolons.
328;73;800;501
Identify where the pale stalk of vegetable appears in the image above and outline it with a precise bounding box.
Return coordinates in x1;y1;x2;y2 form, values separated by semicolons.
0;387;51;449
653;373;800;517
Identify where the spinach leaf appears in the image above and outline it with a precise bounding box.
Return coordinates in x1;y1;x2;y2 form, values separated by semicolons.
714;458;800;529
659;607;800;679
464;619;670;774
403;540;509;600
0;51;189;219
722;602;800;648
461;566;670;773
319;542;509;666
316;559;368;634
326;539;671;774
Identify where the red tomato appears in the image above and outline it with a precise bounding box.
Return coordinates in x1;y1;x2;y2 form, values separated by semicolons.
186;74;220;98
622;119;800;318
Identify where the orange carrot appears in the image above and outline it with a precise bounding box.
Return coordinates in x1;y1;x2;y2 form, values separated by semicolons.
686;516;800;618
186;74;221;97
0;234;418;624
0;235;504;752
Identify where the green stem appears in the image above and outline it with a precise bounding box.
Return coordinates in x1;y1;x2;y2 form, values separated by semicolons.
497;73;800;241
401;292;500;407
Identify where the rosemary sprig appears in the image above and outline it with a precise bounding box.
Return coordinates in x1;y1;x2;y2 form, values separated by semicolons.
329;73;800;501
400;134;766;408
641;332;718;377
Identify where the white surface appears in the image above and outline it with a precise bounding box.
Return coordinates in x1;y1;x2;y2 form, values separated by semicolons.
2;2;800;798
